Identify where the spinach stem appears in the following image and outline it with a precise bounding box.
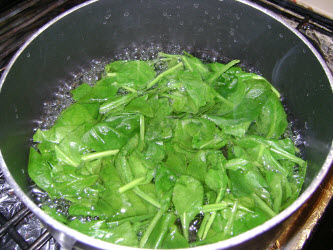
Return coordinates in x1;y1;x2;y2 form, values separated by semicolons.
107;214;155;228
265;111;277;140
216;93;235;108
270;86;281;98
207;60;240;84
140;115;145;151
270;154;288;176
121;86;137;93
199;138;221;149
81;149;119;161
181;213;189;242
201;189;224;240
202;213;217;240
270;147;305;166
225;200;238;235
182;56;193;72
201;203;228;213
134;187;161;208
225;159;249;169
153;213;174;249
252;75;281;98
139;206;167;248
55;145;80;167
256;144;266;162
272;180;283;213
118;176;145;194
146;62;183;90
201;202;252;213
251;193;276;218
197;213;210;239
99;92;138;114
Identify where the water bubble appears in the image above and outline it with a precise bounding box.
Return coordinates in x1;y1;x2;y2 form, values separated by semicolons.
163;12;167;16
124;11;129;16
27;53;30;58
233;38;237;43
193;3;199;8
105;14;111;19
267;24;271;29
31;44;306;220
198;27;203;32
68;216;77;221
230;30;234;36
217;14;220;20
204;10;208;14
279;33;284;38
56;206;63;213
102;21;107;25
66;56;71;60
303;48;307;53
179;20;184;25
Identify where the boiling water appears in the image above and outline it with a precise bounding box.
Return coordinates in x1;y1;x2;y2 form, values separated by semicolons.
28;44;305;238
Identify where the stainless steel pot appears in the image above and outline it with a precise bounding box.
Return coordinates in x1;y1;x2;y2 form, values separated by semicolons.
0;0;332;249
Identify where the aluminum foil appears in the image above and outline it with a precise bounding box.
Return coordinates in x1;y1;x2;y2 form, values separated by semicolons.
0;2;332;250
0;170;60;250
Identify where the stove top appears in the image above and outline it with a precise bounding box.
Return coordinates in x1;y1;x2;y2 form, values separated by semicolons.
0;1;332;249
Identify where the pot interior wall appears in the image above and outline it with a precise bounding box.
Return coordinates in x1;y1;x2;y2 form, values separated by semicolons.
0;0;332;216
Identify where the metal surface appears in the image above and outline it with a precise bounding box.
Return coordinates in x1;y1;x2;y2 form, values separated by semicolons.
26;231;53;250
0;206;31;238
0;207;31;249
0;0;332;249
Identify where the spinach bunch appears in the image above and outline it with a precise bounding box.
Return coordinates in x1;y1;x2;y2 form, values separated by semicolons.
28;52;306;248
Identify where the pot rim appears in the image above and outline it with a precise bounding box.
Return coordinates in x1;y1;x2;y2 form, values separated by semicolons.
0;0;332;249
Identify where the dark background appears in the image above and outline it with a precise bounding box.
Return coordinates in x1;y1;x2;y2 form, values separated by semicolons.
305;199;333;250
